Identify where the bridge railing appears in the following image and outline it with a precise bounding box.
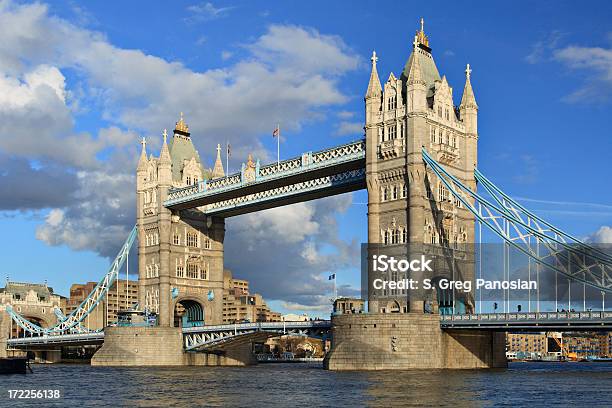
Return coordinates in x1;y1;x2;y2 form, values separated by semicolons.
165;140;365;205
181;320;331;333
441;311;612;322
7;332;104;346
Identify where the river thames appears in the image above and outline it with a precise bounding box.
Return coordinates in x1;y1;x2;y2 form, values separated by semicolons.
1;362;611;407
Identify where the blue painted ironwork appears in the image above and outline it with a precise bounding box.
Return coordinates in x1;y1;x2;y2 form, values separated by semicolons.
164;139;365;208
5;226;137;335
183;321;331;351
204;168;365;216
422;148;612;293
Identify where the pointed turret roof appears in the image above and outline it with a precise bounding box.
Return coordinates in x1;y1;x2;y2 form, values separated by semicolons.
159;129;171;164
167;113;206;181
406;36;425;86
401;18;441;97
460;64;478;109
365;51;382;98
137;137;148;170
211;144;225;179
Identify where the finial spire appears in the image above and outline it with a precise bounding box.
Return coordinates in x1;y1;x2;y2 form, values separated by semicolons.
371;50;378;68
163;129;168;144
460;63;477;109
366;50;382;98
174;112;190;134
211;143;225;179
413;35;419;50
138;136;148;170
415;17;430;48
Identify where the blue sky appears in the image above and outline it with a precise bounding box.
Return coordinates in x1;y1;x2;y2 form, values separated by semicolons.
0;0;610;317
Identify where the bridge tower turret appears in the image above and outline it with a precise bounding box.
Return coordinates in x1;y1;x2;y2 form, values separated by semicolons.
460;64;478;197
136;114;225;328
364;19;477;314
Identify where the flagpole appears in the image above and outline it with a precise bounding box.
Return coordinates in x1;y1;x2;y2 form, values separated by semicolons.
226;140;229;175
333;275;337;302
276;123;280;168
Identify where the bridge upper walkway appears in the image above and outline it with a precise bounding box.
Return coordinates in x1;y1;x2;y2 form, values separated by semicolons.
164;140;365;216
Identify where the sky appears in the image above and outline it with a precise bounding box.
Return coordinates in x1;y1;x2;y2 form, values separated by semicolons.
0;0;611;317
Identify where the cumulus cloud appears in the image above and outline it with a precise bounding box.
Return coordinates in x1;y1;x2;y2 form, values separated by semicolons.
224;194;360;307
0;1;362;312
587;226;612;244
335;121;363;136
0;155;78;210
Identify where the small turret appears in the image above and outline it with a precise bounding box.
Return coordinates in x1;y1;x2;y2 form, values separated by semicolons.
459;63;478;135
365;51;382;125
158;129;172;185
365;51;382;99
211;144;225;179
137;137;148;171
406;35;427;112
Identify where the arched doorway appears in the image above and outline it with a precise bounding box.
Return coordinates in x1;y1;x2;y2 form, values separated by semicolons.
174;299;204;328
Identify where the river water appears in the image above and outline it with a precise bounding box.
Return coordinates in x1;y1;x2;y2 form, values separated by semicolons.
2;362;611;407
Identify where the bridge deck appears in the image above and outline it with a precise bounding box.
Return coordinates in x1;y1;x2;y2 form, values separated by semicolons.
7;313;612;348
441;311;612;331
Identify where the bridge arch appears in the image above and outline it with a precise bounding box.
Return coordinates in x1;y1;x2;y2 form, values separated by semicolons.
11;313;51;338
173;297;207;328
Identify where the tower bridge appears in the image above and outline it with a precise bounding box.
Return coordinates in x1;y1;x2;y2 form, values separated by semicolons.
3;19;612;370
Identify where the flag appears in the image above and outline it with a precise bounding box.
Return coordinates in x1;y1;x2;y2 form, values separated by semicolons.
272;125;280;138
227;143;231;157
328;273;336;280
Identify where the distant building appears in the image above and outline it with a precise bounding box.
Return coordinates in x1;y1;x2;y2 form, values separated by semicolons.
506;332;547;355
282;313;310;322
0;281;65;337
334;297;365;314
222;270;280;323
65;279;138;331
597;332;612;357
563;332;607;358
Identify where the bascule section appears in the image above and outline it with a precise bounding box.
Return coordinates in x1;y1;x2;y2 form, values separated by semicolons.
363;20;478;315
136;114;226;328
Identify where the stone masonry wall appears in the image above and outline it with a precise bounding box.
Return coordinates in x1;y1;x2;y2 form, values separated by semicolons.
324;313;507;370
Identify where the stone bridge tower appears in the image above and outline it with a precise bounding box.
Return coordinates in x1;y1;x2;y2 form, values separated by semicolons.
136;115;226;327
365;20;479;314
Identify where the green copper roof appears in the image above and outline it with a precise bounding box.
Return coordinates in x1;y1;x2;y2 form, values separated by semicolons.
401;48;441;97
168;135;205;182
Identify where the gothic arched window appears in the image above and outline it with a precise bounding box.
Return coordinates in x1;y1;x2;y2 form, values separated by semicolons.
392;229;399;244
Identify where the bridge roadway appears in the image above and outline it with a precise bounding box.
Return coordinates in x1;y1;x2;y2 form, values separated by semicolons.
7;312;612;349
164;139;366;216
440;311;612;330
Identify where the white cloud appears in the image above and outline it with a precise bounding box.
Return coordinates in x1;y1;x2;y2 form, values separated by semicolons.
185;2;234;23
335;121;363;136
0;1;362;310
554;45;612;102
587;226;612;244
525;30;565;64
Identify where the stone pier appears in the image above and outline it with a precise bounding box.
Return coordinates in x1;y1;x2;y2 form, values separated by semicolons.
324;313;506;370
91;326;256;366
